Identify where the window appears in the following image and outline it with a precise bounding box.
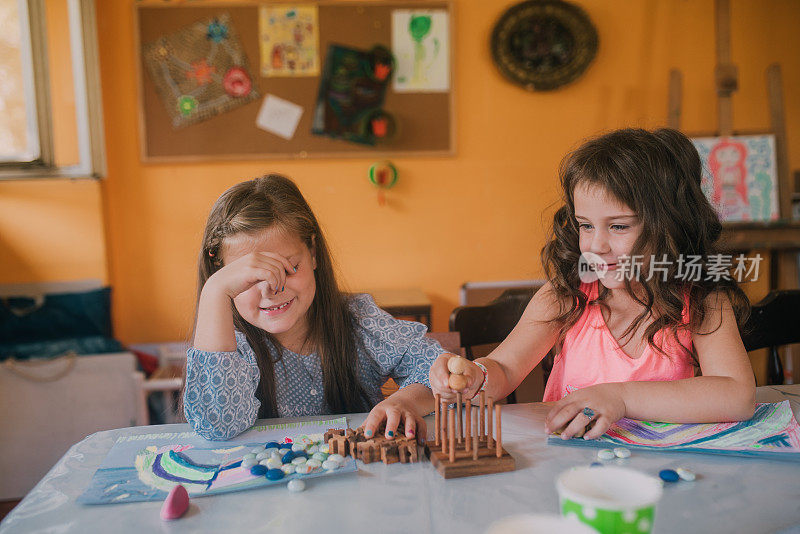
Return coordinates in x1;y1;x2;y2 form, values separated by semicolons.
0;0;105;180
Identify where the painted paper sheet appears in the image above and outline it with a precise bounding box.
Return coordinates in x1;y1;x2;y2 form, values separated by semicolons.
392;10;450;92
692;135;779;222
311;45;393;146
78;418;354;504
142;13;260;129
259;5;319;77
549;402;800;461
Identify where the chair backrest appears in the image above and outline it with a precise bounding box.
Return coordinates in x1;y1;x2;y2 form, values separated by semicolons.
449;288;536;358
740;290;800;386
740;290;800;352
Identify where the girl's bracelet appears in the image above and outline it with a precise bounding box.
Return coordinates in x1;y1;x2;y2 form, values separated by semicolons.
471;360;488;399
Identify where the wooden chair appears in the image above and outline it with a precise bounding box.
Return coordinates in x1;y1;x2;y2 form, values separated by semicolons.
739;290;800;385
449;287;543;403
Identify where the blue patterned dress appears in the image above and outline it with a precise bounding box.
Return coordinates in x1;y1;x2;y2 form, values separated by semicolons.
183;294;443;440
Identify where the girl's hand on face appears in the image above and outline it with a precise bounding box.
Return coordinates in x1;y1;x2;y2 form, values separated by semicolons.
205;252;296;300
362;396;426;442
429;353;484;403
544;383;627;440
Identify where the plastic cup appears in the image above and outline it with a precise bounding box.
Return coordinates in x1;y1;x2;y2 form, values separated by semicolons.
556;466;663;534
486;513;598;534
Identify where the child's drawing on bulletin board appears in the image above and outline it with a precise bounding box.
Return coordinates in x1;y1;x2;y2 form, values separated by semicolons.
392;9;450;92
692;135;779;222
258;5;320;77
142;13;260;129
311;45;394;146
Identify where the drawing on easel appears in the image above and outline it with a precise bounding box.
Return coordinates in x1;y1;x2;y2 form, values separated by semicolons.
258;5;320;77
142;13;260;129
692;135;779;222
391;9;450;92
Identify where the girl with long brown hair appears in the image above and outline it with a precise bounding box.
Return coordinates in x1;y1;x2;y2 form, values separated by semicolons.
430;128;755;438
184;175;440;440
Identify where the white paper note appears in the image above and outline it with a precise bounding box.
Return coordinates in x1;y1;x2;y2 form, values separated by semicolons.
256;94;304;140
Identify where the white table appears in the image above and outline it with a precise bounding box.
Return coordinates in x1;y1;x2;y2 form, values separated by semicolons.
2;386;799;533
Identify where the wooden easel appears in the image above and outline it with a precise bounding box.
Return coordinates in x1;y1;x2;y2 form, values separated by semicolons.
667;0;799;385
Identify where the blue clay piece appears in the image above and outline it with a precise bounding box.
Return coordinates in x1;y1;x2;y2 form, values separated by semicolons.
282;451;295;463
659;469;680;483
292;450;308;459
265;441;281;449
590;462;603;467
266;468;284;481
250;465;267;476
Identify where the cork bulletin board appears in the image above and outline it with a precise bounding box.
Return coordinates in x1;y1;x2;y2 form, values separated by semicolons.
135;1;454;162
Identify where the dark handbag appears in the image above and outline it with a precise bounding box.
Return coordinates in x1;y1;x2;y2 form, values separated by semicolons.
0;286;114;345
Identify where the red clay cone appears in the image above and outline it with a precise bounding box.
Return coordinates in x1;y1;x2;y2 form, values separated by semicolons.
160;484;189;521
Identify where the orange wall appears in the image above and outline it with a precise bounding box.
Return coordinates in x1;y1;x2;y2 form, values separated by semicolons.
1;0;798;347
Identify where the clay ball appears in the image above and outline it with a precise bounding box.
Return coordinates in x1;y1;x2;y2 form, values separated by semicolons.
447;356;470;375
448;373;469;391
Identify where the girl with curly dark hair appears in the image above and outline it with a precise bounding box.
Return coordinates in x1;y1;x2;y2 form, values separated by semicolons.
431;128;755;438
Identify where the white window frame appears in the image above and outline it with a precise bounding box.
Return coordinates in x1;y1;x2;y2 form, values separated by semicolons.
0;0;106;180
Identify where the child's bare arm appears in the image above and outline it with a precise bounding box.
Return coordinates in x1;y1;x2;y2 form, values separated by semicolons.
548;292;755;440
620;291;755;422
430;283;562;402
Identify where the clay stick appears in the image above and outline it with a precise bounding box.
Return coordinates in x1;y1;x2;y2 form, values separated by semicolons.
465;398;472;452
434;394;440;446
487;397;494;448
472;408;479;460
479;391;486;439
448;406;455;463
456;392;462;444
441;399;447;454
495;404;502;458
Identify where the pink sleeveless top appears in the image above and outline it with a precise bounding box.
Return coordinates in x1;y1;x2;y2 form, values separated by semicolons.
543;281;696;402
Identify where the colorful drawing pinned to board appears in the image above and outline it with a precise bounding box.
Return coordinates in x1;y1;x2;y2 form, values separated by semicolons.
142;13;260;129
77;418;355;504
691;135;779;222
258;5;320;77
311;45;395;146
549;402;800;462
392;10;450;92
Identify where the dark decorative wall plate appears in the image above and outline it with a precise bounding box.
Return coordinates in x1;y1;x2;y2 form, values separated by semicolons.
491;0;598;91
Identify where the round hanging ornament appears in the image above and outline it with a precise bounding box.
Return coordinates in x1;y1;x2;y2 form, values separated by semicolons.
368;161;398;206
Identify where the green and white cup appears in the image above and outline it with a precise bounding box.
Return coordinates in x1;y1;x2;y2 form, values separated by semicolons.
556;466;663;534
